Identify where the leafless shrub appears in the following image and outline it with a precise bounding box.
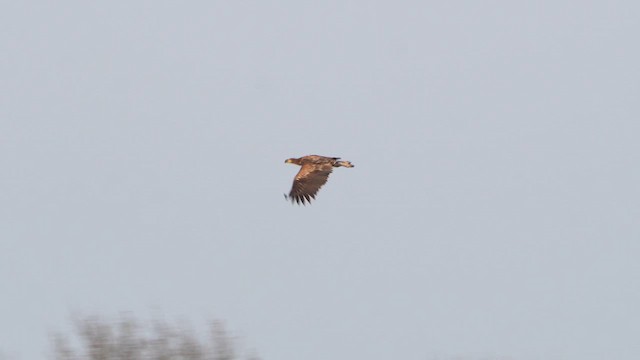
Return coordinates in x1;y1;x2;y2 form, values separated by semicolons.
51;314;259;360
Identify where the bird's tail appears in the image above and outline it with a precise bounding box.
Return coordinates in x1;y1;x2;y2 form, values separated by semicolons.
335;160;354;168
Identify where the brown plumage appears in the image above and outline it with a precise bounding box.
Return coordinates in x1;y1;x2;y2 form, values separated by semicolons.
284;155;354;205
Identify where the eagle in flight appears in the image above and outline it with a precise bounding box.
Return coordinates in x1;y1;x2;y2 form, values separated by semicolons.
284;155;354;205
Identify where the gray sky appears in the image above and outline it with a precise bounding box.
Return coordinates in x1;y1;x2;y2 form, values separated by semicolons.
2;1;639;359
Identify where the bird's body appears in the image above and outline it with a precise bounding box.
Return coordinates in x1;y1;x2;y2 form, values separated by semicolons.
284;155;354;205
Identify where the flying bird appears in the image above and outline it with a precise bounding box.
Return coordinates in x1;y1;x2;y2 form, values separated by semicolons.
284;155;354;205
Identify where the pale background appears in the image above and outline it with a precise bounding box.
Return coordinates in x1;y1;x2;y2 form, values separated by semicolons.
1;1;639;359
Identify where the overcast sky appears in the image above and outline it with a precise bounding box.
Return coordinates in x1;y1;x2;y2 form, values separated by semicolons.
2;1;639;359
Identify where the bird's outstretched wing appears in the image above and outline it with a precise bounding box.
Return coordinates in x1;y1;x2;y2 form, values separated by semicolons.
286;163;333;205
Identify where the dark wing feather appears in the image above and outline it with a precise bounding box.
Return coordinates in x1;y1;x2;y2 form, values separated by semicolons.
287;163;333;205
